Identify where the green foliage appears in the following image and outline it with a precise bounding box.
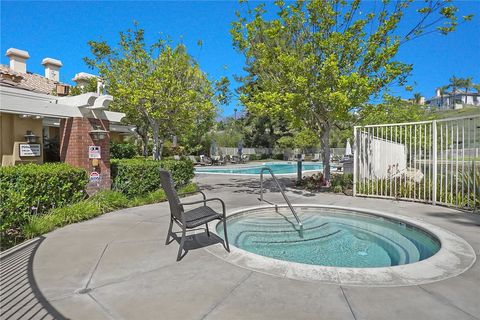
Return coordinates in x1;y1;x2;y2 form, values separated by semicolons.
88;190;130;213
331;173;353;191
333;185;343;193
360;94;430;125
298;173;327;191
85;24;220;160
231;0;470;180
69;77;98;96
23;183;199;241
110;142;137;159
357;174;479;211
275;136;295;149
0;163;88;250
111;159;194;197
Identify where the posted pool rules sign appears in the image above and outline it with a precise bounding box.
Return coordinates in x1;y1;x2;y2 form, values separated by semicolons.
88;146;101;159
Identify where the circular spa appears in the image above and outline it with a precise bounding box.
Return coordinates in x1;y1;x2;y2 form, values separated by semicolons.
208;205;476;286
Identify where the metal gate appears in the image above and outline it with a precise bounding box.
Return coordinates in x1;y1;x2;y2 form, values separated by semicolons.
353;115;479;211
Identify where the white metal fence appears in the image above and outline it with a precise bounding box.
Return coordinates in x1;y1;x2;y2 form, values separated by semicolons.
353;115;479;211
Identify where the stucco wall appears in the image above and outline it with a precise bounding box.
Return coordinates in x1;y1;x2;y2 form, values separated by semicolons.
1;112;43;162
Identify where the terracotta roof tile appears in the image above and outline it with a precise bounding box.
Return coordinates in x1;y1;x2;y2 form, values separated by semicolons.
0;64;69;95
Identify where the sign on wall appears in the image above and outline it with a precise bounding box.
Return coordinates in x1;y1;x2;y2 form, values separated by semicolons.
88;146;101;159
89;171;100;183
19;143;41;157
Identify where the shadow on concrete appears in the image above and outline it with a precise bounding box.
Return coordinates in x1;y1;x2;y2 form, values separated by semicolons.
169;230;226;259
198;176;318;198
424;210;480;227
0;237;66;320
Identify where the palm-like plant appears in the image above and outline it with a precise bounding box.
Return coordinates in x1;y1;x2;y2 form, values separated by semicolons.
461;77;473;104
448;76;463;107
439;85;449;108
413;92;422;104
473;84;480;93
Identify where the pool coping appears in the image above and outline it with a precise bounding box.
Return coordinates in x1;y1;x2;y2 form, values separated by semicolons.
204;204;476;287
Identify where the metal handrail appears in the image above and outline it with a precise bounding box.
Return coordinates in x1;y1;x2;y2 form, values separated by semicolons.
259;167;303;232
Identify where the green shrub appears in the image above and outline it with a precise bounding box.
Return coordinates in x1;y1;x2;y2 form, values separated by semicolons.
23;183;199;240
331;173;353;191
110;142;137;159
0;163;88;250
333;185;343;193
272;153;284;160
88;190;130;213
111;158;194;197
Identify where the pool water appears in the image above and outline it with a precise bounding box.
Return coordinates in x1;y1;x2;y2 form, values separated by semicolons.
217;207;440;268
196;162;323;175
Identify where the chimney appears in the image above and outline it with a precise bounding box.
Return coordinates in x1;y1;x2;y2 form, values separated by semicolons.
72;72;96;89
436;88;441;97
6;48;30;73
42;58;62;81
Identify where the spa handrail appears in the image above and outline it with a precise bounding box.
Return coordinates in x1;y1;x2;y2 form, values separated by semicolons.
259;167;303;230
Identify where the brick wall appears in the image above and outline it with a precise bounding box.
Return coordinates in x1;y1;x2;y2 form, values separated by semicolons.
60;117;111;193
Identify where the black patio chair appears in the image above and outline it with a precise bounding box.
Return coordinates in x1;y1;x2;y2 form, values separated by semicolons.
160;170;230;261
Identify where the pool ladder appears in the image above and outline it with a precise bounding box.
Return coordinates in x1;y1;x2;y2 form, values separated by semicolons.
259;167;304;237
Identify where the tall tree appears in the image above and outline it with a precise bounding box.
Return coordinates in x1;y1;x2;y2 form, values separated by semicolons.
85;26;218;159
413;92;422;104
448;75;463;107
459;76;473;104
231;0;472;180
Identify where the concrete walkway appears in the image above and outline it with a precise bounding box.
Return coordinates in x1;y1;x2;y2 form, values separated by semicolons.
1;174;479;320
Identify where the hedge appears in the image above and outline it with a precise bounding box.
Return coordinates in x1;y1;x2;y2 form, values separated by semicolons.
111;158;194;197
110;142;137;159
0;163;88;250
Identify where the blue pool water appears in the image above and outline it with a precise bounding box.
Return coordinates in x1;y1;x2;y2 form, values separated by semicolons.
196;162;323;175
217;207;440;268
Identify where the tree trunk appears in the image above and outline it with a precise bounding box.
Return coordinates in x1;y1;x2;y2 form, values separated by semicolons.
142;136;149;157
137;130;149;158
321;123;331;182
152;123;160;160
158;140;164;161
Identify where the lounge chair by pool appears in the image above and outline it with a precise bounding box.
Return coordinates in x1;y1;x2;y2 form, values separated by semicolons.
188;155;201;165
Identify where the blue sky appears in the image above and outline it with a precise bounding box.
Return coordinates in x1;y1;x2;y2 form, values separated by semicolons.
1;1;479;117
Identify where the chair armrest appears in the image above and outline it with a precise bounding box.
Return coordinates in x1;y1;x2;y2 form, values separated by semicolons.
181;190;206;200
180;198;226;214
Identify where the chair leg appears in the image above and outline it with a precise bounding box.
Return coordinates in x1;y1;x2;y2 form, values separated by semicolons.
206;223;210;237
223;218;230;252
176;227;187;261
165;217;174;245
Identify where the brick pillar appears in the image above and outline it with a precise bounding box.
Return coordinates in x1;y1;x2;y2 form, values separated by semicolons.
60;117;111;194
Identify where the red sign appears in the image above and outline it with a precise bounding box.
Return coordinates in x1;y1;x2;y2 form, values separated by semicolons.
89;171;100;182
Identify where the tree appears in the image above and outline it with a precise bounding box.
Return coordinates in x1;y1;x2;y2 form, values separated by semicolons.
69;77;98;96
360;94;429;125
459;76;473;104
413;92;422;104
231;0;472;180
438;85;449;108
473;84;480;93
448;75;463;106
85;26;218;160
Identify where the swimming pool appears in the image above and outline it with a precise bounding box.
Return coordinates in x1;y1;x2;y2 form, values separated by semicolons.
217;206;440;268
195;162;323;175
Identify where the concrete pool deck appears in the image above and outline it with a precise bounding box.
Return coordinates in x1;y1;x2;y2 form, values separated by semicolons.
1;174;480;320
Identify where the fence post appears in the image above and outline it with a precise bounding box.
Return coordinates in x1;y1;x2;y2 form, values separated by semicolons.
353;126;358;197
432;120;437;206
